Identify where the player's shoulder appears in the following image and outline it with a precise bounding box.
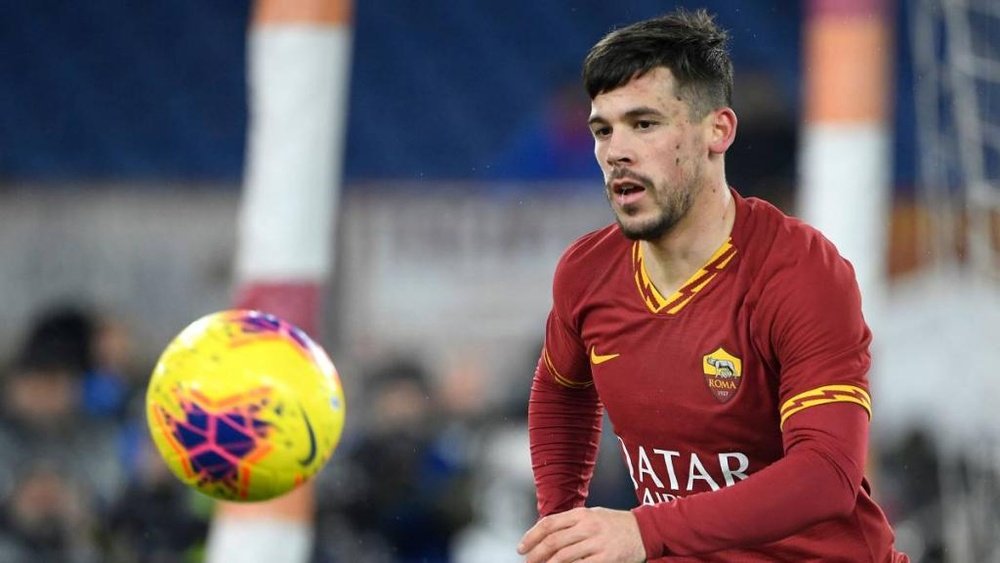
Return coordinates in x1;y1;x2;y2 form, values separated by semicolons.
739;195;857;288
559;223;625;264
552;223;627;290
741;196;846;267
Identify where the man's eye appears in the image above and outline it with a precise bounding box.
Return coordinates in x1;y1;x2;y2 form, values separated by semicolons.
592;127;611;138
636;120;656;130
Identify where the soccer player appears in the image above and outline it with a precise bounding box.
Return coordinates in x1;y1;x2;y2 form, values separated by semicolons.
517;10;909;562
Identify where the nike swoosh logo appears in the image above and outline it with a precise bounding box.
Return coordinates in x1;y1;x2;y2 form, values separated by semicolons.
297;406;318;467
590;346;620;365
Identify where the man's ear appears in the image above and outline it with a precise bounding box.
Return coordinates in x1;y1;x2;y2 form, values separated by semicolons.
707;107;737;155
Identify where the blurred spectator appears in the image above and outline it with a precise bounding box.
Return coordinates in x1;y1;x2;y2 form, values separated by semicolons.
0;463;94;563
105;434;211;563
0;302;209;562
449;364;534;563
82;313;141;423
878;429;945;562
726;70;797;209
451;421;533;563
0;305;123;561
449;343;636;563
315;358;474;562
484;80;596;180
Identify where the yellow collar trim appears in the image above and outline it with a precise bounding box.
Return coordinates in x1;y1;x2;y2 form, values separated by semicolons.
632;239;737;314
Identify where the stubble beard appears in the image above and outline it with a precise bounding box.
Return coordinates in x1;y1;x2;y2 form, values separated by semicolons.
609;176;698;241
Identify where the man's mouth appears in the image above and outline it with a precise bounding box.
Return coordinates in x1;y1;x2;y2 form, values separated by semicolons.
611;181;647;205
613;183;645;196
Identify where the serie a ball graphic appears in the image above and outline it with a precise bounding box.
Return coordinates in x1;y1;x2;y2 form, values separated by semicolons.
146;310;346;502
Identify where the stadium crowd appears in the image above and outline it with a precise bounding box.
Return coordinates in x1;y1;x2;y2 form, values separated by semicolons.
0;302;632;562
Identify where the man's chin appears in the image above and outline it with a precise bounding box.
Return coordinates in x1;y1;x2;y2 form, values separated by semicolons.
616;220;659;241
615;215;672;241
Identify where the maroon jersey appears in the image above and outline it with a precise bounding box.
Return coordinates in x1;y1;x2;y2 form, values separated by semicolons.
530;191;906;561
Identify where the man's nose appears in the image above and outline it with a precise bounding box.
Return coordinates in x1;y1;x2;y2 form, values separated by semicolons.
604;133;636;167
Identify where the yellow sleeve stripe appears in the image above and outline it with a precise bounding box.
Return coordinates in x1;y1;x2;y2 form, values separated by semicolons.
543;348;593;389
779;384;871;429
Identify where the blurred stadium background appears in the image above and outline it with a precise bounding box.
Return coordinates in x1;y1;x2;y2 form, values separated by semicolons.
0;0;997;561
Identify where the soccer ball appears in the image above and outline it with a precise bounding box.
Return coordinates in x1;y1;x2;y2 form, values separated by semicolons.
146;310;346;502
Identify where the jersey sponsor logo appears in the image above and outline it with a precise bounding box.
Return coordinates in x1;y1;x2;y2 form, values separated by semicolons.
589;345;620;365
702;347;743;403
618;438;750;505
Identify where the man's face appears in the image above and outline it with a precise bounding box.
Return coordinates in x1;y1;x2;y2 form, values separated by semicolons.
588;67;709;241
6;368;77;426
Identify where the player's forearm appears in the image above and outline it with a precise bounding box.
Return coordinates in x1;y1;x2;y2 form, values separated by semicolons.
528;375;603;516
632;404;868;557
633;446;856;556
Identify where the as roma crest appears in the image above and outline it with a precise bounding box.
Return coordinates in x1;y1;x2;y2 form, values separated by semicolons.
702;347;742;403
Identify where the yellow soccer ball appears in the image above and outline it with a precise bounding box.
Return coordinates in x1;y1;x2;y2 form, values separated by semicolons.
146;310;346;502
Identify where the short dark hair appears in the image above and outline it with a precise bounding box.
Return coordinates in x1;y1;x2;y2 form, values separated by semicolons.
15;305;95;375
582;9;733;117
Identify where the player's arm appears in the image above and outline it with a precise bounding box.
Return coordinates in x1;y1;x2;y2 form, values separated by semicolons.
632;402;868;556
529;308;604;517
631;236;875;558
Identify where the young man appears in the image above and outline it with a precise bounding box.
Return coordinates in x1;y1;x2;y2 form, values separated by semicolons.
518;10;908;562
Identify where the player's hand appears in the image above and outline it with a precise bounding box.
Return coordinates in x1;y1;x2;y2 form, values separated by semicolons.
517;506;646;563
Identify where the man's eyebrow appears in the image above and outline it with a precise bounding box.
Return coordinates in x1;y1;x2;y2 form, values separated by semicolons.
588;115;608;127
588;106;665;126
622;106;665;119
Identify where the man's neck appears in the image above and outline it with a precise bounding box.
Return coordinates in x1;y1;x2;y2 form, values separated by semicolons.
640;182;735;295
